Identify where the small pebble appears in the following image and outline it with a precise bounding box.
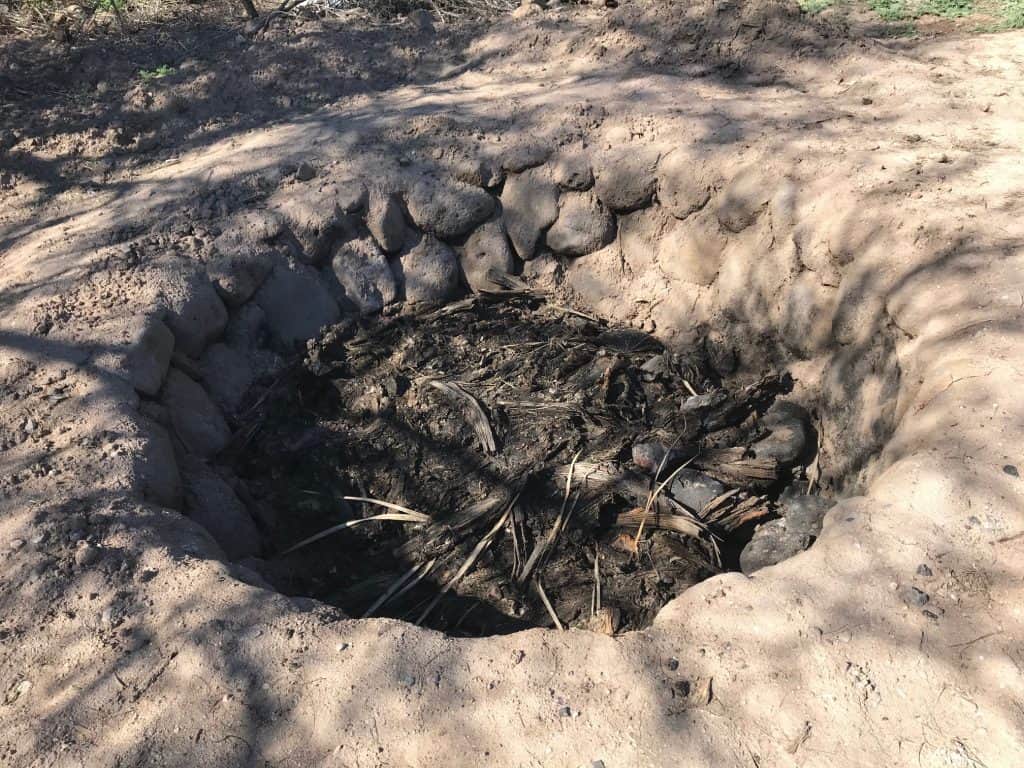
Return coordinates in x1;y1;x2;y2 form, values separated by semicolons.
9;538;25;551
557;705;572;718
666;657;679;671
916;563;933;578
922;609;940;621
1003;464;1019;478
902;586;929;607
295;162;316;182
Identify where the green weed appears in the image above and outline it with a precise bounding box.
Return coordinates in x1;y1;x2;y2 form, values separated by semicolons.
798;0;836;13
139;64;175;81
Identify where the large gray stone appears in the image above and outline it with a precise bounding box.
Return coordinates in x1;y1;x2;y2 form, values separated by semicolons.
208;233;275;308
593;148;659;212
199;343;253;415
740;491;832;574
253;258;341;347
405;179;495;241
124;315;174;396
459;219;516;291
551;152;594;191
330;236;397;315
396;235;459;304
268;181;352;264
161;368;231;458
500;169;559;260
162;272;229;358
365;189;410;255
134;419;182;509
658;150;714;220
180;457;261;560
545;191;615;256
500;141;551;173
667;469;726;514
751;401;812;467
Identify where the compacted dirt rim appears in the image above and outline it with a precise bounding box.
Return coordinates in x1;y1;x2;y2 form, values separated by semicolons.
1;3;1024;766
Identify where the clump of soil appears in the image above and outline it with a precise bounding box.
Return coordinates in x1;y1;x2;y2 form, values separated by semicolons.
232;288;811;636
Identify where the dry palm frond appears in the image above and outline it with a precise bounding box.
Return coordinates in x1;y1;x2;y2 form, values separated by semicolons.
616;507;705;539
280;497;430;555
517;451;581;585
415;496;517;625
362;559;436;618
425;379;497;454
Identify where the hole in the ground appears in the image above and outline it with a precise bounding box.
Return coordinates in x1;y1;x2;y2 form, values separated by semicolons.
228;289;832;637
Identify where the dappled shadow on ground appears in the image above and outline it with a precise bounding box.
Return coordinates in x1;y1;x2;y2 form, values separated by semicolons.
2;6;1024;766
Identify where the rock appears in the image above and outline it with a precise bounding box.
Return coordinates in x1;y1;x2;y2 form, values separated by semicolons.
253;258;341;348
751;401;812;467
552;153;594;191
124;315;175;396
405;179;495;241
717;166;767;233
407;8;434;31
74;542;101;567
334;177;369;214
199;343;253;414
208;235;275;308
593;148;659;212
161;368;231;458
739;518;812;574
1003;464;1019;477
330;236;397;315
500;169;559;260
9;538;25;551
224;303;268;352
395;235;459;304
365;188;410;254
545;191;615;256
902;586;930;607
658;150;714;219
180;457;261;560
134;419;182;508
511;0;542;18
522;252;562;290
162;273;229;358
667;469;726;513
501;142;550;173
295;161;316;181
453;155;504;189
916;563;934;577
656;215;727;286
220;208;284;242
459;219;516;291
268;182;351;264
777;491;831;536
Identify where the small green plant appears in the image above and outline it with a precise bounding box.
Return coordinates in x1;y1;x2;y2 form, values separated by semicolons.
1003;0;1024;26
798;0;836;13
869;0;974;19
139;64;175;81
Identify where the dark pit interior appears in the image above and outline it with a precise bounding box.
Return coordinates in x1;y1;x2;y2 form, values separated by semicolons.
228;286;831;637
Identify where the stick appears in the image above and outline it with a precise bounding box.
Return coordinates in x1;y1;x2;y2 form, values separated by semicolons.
534;579;563;631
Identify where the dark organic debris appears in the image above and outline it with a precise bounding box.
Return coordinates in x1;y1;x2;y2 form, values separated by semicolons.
233;292;828;635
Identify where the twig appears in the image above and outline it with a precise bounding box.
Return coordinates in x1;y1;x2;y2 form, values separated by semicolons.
534;578;563;631
517;450;581;584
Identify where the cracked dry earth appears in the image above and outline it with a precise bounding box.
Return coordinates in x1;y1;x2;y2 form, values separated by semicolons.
1;2;1024;766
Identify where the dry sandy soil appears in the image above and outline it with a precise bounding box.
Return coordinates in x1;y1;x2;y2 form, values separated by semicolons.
1;1;1024;765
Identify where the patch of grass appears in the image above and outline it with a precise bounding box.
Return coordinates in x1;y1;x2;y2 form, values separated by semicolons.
1003;0;1024;26
869;0;974;19
798;0;836;14
139;64;175;81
